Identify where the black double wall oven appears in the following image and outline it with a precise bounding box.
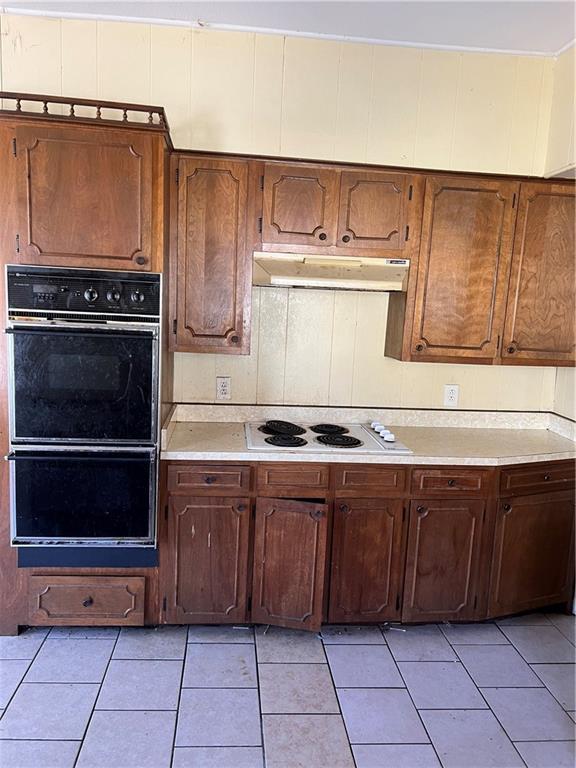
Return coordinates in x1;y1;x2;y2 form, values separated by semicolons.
6;266;161;547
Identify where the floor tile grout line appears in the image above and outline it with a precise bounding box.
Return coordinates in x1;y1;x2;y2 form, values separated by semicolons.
473;679;529;767
72;626;122;768
321;636;359;768
253;628;267;767
528;664;576;712
0;629;50;719
169;631;188;768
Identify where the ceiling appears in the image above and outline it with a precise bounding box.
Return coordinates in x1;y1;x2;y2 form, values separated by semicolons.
2;1;575;55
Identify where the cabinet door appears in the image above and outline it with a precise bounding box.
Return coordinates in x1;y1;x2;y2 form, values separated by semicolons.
15;124;155;270
172;156;251;353
336;171;411;253
403;499;485;622
163;496;250;624
501;182;575;365
329;499;405;623
411;177;518;361
488;491;575;617
251;498;328;631
262;163;339;247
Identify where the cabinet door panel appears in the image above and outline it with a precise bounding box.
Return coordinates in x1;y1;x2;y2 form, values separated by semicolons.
329;499;405;623
173;157;250;353
337;171;409;251
403;499;485;622
251;498;327;631
411;177;518;360
164;496;250;624
488;491;574;617
15;124;154;270
262;164;339;247
502;182;575;364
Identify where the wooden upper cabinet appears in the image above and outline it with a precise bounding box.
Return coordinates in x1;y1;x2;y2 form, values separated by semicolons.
251;497;328;631
14;123;161;271
329;498;405;623
163;495;250;624
410;176;518;361
262;163;339;247
501;182;575;365
171;156;253;353
337;170;411;252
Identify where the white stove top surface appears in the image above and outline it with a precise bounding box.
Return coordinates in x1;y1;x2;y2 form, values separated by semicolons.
245;423;413;455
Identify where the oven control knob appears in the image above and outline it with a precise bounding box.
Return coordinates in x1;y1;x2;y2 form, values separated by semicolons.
106;289;121;303
84;287;98;303
130;289;145;304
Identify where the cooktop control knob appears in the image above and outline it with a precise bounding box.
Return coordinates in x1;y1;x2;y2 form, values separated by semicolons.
130;289;145;304
106;289;121;303
384;433;396;442
372;422;383;431
84;287;98;303
378;428;391;437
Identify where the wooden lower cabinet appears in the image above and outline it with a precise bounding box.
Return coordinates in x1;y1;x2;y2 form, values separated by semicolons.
488;490;575;616
329;498;405;623
402;499;486;622
163;495;250;624
251;497;328;631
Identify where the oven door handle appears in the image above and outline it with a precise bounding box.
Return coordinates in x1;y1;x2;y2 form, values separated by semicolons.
4;452;154;463
5;327;155;340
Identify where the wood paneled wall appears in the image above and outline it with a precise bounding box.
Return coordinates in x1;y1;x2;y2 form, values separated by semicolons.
547;46;575;177
174;288;557;411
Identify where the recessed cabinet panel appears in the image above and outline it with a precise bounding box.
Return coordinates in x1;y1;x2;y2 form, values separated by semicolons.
15;124;155;270
489;491;575;616
173;157;251;353
411;177;518;360
251;497;327;631
502;182;575;364
262;163;339;247
164;496;250;624
337;171;407;250
403;499;485;622
329;498;405;623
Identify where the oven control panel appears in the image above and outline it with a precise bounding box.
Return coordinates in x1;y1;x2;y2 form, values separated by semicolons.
7;266;161;318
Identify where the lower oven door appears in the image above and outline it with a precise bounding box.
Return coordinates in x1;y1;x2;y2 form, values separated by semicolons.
9;448;156;546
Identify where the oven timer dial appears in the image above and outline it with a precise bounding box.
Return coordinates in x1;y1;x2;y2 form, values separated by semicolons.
106;289;121;303
130;289;145;304
84;287;98;303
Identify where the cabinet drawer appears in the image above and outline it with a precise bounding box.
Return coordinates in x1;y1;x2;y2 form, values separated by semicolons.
333;466;407;496
500;462;575;496
411;468;492;496
257;463;329;497
29;576;145;626
168;464;251;495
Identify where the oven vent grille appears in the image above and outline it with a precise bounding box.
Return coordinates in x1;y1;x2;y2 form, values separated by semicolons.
9;310;159;324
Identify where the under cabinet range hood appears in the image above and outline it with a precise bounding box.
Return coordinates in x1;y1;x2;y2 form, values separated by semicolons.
252;252;410;292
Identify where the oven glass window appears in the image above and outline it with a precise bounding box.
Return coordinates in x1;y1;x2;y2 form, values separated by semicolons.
12;451;154;542
11;328;155;442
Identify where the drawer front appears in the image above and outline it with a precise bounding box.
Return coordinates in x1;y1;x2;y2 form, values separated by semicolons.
500;462;575;496
29;576;145;626
411;468;492;496
257;464;329;497
168;464;251;495
333;466;407;497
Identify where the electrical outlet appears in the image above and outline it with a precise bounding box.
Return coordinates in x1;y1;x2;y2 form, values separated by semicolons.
216;376;231;400
443;384;459;408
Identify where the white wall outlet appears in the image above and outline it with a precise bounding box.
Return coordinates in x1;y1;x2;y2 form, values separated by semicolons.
216;376;231;400
443;384;459;408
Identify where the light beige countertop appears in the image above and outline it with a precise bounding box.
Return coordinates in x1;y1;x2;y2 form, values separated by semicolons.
161;421;576;466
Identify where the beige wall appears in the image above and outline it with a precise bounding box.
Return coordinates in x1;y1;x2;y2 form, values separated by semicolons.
546;46;575;176
554;368;576;419
174;288;557;411
0;14;570;413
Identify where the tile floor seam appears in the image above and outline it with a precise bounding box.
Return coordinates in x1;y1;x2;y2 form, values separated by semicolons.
320;635;358;768
0;630;47;717
251;628;266;768
72;625;121;768
170;640;190;768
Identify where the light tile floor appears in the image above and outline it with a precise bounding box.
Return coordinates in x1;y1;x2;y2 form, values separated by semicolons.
0;614;574;768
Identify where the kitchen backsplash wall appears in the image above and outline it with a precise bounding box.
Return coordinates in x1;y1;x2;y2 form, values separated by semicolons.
554;368;576;420
174;288;557;411
0;13;567;176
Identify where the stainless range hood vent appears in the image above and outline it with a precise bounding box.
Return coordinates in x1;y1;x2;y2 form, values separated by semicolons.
252;252;409;292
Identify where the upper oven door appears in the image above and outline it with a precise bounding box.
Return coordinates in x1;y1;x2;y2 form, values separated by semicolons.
8;324;158;444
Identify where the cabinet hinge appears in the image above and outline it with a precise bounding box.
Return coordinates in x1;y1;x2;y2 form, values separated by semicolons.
175;167;180;185
258;217;263;234
408;184;413;201
260;175;264;191
247;596;252;612
15;234;20;254
396;594;400;611
172;318;177;334
405;225;410;241
512;192;516;208
162;596;167;612
11;138;17;157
